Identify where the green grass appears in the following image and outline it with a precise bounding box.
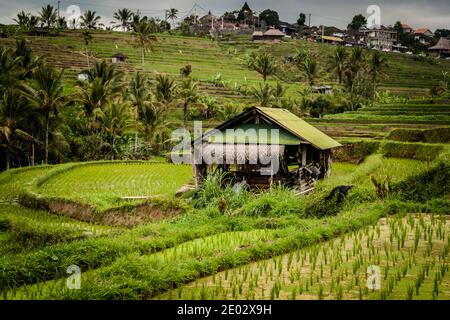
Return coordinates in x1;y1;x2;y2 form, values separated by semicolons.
3;201;385;300
0;166;52;202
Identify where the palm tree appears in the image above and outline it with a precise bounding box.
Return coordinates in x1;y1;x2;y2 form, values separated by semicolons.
77;61;125;118
39;5;57;29
0;88;36;169
22;64;66;164
344;47;366;90
219;104;242;121
14;38;41;79
80;10;102;29
15;11;38;30
0;48;23;90
128;72;151;151
178;78;200;128
368;51;388;84
81;29;92;68
294;49;318;87
248;52;277;82
14;11;32;29
272;82;286;107
252;83;274;107
298;87;312;113
57;17;67;29
113;8;133;31
328;46;348;84
97;102;134;160
154;74;177;102
85;60;124;86
138;100;168;147
132;20;158;67
167;8;178;30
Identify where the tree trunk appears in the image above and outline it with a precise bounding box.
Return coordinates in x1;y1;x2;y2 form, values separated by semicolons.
183;101;188;129
31;142;35;166
134;107;138;154
45;114;49;164
86;46;90;68
141;43;145;68
6;150;10;170
111;135;115;160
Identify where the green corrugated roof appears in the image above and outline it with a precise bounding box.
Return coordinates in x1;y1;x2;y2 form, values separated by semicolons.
256;107;342;150
208;123;302;145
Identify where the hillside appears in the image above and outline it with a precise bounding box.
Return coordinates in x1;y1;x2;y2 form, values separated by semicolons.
1;30;450;101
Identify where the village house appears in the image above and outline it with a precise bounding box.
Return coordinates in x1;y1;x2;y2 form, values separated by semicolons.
252;28;286;42
192;107;341;192
360;25;397;50
414;28;434;45
401;23;414;33
263;28;287;41
278;21;297;36
428;37;450;58
317;35;344;45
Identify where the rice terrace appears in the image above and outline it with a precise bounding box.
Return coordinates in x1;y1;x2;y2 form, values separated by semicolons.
0;0;449;309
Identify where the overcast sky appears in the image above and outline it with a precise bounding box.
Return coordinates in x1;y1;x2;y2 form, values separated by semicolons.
1;0;449;31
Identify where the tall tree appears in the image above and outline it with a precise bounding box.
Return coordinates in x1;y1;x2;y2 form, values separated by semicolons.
14;11;38;30
368;51;388;84
113;8;133;31
132;20;158;67
0;88;35;169
252;83;274;107
178;78;200;128
80;10;102;29
39;5;57;30
0;48;23;90
23;64;66;164
297;13;306;31
328;46;348;84
128;72;151;151
294;49;318;86
348;14;367;31
81;29;92;68
259;9;279;27
344;46;366;90
57;17;67;29
154;74;177;102
248;52;277;82
97;102;133;160
167;8;178;30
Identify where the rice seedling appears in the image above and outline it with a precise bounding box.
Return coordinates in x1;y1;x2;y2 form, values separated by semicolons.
156;214;449;300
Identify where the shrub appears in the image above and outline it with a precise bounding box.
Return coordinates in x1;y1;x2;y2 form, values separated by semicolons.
304;186;353;218
392;162;450;202
0;217;11;231
238;186;304;217
381;142;443;161
387;127;450;143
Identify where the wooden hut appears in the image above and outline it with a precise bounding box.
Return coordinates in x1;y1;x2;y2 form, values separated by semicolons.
111;53;128;63
428;38;450;58
192;107;341;192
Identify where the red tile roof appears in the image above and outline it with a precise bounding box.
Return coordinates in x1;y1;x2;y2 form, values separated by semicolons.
401;23;412;30
414;28;432;34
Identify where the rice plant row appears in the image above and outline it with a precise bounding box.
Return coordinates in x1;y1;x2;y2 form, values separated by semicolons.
157;214;449;300
38;163;193;199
